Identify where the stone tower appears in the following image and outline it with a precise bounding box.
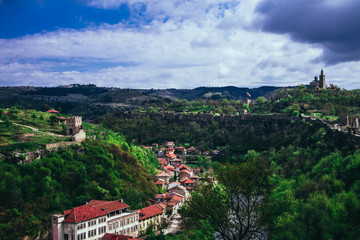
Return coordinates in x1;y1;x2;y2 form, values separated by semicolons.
319;69;326;89
66;116;82;136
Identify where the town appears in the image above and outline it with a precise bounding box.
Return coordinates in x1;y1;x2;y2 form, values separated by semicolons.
51;139;214;240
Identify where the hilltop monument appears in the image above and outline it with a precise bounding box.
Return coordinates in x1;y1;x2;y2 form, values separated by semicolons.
310;69;326;91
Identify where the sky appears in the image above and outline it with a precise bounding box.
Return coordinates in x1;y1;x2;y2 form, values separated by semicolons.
0;0;360;89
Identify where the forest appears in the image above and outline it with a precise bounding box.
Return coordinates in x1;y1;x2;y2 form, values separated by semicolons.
1;86;360;239
100;87;360;239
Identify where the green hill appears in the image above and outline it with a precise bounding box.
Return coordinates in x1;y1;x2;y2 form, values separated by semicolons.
0;109;158;240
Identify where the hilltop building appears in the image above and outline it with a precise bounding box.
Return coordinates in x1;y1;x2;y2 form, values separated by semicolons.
66;116;86;142
51;199;139;240
310;69;326;91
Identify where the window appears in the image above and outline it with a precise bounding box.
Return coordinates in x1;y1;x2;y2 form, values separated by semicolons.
98;217;106;224
77;233;86;240
98;226;106;234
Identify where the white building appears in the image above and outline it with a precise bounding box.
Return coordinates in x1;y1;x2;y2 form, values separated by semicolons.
52;199;139;240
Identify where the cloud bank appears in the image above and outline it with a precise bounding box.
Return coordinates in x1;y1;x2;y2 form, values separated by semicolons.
0;0;359;89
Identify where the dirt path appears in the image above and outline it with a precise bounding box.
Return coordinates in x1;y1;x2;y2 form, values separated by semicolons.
13;122;65;137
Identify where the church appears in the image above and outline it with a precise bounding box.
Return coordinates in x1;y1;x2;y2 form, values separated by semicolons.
309;69;326;91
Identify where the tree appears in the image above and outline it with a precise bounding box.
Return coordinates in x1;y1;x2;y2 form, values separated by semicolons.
49;115;57;125
31;113;37;123
256;97;266;105
182;157;271;240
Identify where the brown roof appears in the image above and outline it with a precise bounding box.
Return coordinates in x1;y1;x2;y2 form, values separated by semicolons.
156;172;170;177
137;204;163;221
155;180;164;185
88;199;129;213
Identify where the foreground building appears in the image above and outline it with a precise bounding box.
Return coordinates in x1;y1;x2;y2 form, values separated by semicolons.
137;204;165;235
52;199;139;240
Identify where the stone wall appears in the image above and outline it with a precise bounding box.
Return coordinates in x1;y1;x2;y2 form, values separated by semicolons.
45;141;80;150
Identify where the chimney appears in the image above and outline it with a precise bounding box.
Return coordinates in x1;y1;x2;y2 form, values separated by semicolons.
111;235;118;240
120;199;123;202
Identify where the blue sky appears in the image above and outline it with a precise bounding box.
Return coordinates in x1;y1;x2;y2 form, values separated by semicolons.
1;0;360;89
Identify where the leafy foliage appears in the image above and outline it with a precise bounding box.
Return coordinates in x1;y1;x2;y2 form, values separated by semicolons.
0;126;158;239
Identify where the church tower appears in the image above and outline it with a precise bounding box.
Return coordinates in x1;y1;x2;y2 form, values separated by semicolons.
319;69;326;89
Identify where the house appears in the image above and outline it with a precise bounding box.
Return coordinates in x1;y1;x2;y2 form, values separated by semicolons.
137;204;165;234
51;199;139;240
180;178;195;188
187;147;196;154
177;164;191;172
158;158;167;166
166;193;185;215
155;179;165;190
154;194;167;202
165;153;177;160
57;116;67;124
169;185;185;196
165;141;175;148
163;165;175;171
168;181;181;191
155;172;170;184
179;170;192;179
176;146;187;155
169;158;182;166
101;233;139;240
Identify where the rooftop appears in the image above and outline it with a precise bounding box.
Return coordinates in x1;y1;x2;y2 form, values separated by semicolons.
63;205;107;223
137;204;163;221
88;199;129;213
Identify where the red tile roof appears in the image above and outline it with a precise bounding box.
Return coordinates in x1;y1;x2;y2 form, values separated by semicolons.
101;233;139;240
63;205;107;223
46;109;59;113
166;153;176;158
57;117;67;120
177;147;185;149
169;195;184;204
164;166;175;170
157;203;167;210
137;204;163;221
88;199;129;213
155;180;164;185
182;178;195;184
154;194;166;199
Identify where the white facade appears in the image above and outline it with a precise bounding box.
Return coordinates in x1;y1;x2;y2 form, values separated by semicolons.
107;211;139;237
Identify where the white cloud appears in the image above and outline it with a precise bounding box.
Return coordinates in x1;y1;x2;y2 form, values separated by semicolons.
1;0;359;89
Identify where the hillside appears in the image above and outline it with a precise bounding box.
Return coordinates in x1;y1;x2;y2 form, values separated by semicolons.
0;85;284;120
99;87;360;239
139;86;284;101
0;109;159;240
